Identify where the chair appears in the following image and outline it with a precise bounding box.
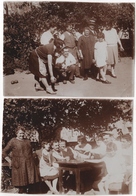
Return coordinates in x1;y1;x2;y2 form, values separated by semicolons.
109;182;123;194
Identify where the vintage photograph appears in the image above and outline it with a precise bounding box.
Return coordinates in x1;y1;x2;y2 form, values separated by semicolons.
1;98;133;195
3;2;135;97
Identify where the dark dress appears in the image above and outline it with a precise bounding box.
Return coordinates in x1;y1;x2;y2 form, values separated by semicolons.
29;43;54;78
78;35;95;69
2;138;40;187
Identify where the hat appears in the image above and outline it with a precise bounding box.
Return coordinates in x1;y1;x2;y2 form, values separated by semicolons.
102;131;113;135
89;19;96;25
63;47;69;52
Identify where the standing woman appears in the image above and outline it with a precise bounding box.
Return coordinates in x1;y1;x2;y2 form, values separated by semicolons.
77;27;95;80
103;21;124;78
2;126;40;194
29;38;64;94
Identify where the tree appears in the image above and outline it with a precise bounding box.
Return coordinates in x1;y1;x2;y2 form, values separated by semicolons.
2;99;132;148
3;2;134;72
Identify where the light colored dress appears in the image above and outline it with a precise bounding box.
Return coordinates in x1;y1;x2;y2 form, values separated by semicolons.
94;41;107;68
39;149;58;179
103;28;119;65
102;154;125;183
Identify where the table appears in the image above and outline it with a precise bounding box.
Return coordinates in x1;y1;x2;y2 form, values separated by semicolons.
57;160;93;194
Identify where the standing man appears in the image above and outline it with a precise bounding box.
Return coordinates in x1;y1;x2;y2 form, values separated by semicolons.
40;22;57;45
60;23;82;78
88;19;98;78
88;19;97;41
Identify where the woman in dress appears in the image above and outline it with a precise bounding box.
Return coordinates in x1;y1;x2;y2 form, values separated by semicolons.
103;21;124;78
77;27;95;80
2;126;40;194
39;141;59;194
29;38;64;94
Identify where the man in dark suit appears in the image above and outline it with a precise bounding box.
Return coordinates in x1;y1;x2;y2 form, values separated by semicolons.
88;19;98;79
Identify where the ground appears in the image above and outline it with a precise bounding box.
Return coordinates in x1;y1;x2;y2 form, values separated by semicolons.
3;57;134;97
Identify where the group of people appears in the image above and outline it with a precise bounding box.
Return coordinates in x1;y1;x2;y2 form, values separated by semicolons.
29;20;124;94
2;125;132;194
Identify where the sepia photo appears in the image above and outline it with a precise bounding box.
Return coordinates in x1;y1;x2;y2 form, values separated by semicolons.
1;98;133;194
1;1;135;196
3;1;135;97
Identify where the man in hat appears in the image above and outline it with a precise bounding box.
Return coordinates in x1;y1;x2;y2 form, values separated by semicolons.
55;47;76;84
60;23;82;78
88;19;98;78
88;19;97;40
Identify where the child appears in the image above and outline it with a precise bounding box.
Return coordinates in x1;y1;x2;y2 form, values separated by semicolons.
94;32;111;84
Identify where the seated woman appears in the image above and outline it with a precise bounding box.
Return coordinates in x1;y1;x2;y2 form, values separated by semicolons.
39;140;59;194
29;38;64;94
74;135;92;160
91;136;106;159
86;142;125;195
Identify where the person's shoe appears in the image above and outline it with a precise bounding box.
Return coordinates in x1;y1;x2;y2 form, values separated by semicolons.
46;87;56;94
69;79;75;84
111;72;117;78
102;80;111;84
111;74;117;78
96;78;101;82
76;75;83;78
34;83;44;91
52;87;58;92
63;80;67;84
55;82;59;86
83;76;88;80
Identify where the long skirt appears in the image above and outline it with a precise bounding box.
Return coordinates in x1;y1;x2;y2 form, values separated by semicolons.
29;50;47;79
107;45;118;65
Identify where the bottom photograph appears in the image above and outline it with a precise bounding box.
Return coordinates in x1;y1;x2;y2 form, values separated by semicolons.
1;99;133;195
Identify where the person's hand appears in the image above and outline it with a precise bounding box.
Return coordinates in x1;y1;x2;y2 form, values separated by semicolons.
9;160;12;169
79;53;83;60
65;156;70;162
78;50;83;60
92;59;96;64
50;76;56;83
5;156;12;168
90;155;94;159
120;45;124;51
62;64;67;69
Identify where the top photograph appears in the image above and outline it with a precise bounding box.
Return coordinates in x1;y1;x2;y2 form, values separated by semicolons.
3;2;135;97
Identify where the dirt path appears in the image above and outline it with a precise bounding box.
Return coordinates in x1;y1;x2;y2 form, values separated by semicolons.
3;57;134;97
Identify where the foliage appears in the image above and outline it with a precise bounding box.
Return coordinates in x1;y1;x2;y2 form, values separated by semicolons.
3;99;132;148
3;2;134;72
